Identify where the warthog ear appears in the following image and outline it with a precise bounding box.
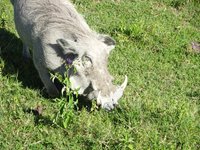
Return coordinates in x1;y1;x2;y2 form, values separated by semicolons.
98;35;116;54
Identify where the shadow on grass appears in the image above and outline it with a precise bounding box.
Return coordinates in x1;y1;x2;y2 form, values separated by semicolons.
0;28;92;118
23;107;55;126
23;98;92;127
0;28;43;89
186;91;200;102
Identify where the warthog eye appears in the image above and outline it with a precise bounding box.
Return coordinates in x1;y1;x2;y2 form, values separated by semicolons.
82;55;93;68
65;53;78;65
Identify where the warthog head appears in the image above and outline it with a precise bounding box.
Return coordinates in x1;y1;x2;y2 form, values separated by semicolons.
56;34;127;110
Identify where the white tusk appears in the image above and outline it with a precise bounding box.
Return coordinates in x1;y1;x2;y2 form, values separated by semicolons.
112;75;128;103
121;75;128;90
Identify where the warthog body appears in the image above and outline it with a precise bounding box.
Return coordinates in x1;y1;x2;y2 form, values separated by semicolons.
11;0;127;110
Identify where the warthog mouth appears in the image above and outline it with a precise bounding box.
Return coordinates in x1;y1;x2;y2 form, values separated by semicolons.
79;76;128;111
97;75;128;110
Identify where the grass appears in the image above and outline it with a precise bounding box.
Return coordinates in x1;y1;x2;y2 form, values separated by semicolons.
0;0;200;149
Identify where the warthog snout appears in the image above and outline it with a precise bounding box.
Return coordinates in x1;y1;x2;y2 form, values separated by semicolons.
97;76;128;110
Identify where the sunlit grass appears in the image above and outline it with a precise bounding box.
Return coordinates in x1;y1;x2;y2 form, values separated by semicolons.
0;0;200;149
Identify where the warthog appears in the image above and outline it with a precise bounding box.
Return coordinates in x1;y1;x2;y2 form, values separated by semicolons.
11;0;127;110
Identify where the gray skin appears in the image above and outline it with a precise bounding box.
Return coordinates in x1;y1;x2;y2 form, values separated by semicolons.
11;0;127;110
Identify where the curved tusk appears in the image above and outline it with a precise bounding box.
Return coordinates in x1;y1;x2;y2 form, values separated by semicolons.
112;75;128;103
121;75;128;90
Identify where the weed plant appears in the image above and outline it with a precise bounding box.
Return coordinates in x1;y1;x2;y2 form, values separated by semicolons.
51;65;79;128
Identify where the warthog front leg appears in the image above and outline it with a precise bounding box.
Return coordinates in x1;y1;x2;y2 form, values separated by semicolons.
22;44;31;59
34;63;59;97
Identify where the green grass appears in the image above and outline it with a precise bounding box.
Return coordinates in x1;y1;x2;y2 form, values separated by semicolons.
0;0;200;149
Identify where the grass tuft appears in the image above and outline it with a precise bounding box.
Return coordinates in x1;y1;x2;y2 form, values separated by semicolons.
0;0;200;149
